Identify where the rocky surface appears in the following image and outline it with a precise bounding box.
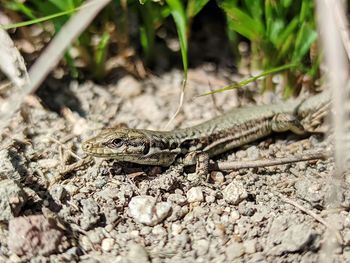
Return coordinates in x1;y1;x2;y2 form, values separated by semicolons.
0;69;347;262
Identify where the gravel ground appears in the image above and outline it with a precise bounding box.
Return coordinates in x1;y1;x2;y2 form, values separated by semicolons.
0;68;349;262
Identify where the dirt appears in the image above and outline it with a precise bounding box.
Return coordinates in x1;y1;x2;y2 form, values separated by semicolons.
0;68;349;262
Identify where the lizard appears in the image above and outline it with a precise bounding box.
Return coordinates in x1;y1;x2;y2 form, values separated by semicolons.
82;90;330;174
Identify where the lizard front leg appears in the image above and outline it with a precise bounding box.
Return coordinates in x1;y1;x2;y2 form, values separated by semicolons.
182;151;210;182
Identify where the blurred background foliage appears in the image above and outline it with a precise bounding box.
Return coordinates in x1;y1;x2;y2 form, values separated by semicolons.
2;0;319;94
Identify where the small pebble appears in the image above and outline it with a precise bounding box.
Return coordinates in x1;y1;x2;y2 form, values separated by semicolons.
140;226;152;236
64;184;79;195
0;179;27;221
128;195;171;226
101;238;115;252
171;223;182;235
205;195;216;203
87;229;104;244
49;185;67;203
211;171;224;183
212;206;224;215
127;243;150;263
174;189;184;195
244;239;257;254
222;180;248;205
167;193;187;205
167;204;188;221
251;212;266;223
225;242;245;260
187;173;201;182
246;146;260;160
94;178;107;188
0;150;22;181
230;210;241;222
186;187;204;203
79;187;90;193
80;236;92;252
297;162;307;170
193;239;209;256
64;247;80;258
221;214;229;223
80;199;100;230
9;254;21;263
130;230;140;238
152;225;167;237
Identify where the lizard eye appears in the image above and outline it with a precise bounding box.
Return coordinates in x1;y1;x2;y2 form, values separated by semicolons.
109;138;123;148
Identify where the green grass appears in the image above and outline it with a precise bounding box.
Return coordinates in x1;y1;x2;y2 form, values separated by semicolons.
1;0;319;93
200;63;298;96
221;0;318;94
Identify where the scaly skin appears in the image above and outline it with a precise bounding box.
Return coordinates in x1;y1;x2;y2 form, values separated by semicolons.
82;91;330;166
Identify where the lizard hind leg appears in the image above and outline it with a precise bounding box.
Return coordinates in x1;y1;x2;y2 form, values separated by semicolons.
271;113;305;135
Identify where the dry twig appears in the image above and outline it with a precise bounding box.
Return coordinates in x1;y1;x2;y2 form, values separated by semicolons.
276;192;343;245
211;150;329;171
164;79;186;130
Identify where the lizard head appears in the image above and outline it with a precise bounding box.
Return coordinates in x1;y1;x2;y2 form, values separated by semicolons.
82;128;150;161
83;128;180;166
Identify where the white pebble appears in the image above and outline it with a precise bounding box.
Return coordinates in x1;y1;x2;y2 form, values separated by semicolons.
101;238;115;252
222;180;248;205
243;239;257;254
128;195;171;226
171;223;182;235
129;230;140;238
230;210;240;221
186;187;204;203
205;195;216;203
226;242;245;260
211;171;224;183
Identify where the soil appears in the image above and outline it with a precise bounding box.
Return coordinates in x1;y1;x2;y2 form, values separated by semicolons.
0;67;349;263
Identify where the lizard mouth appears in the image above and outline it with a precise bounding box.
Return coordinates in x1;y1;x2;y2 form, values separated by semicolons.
82;141;101;155
82;141;109;157
82;141;137;159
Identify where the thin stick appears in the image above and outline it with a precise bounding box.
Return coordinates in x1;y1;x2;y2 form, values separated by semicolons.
164;79;186;130
211;150;329;171
59;156;93;175
50;156;93;187
0;81;12;92
48;136;82;160
208;81;223;115
276;192;343;245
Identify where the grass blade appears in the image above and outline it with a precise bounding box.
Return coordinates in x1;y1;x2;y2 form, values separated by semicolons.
0;5;82;29
200;63;297;96
221;2;264;41
292;22;317;62
187;0;210;18
166;0;188;78
94;31;110;79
